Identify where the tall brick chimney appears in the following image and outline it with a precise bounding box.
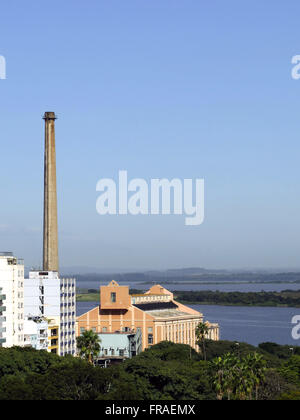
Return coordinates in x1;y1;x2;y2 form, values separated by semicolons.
43;112;59;272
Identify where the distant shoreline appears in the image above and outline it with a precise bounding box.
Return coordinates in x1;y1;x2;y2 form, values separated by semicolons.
178;301;300;308
77;293;99;302
76;289;300;308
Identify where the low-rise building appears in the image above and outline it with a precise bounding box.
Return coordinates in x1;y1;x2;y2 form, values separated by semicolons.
95;328;142;366
24;316;48;350
77;281;219;352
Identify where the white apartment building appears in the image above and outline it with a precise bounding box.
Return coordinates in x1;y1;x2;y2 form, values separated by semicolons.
0;252;24;347
24;270;76;356
24;316;48;350
60;276;76;356
0;287;6;347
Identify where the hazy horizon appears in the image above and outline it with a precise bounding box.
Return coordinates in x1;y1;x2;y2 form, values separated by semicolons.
19;264;300;277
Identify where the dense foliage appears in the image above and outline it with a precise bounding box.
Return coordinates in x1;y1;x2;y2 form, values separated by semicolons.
76;289;300;307
173;290;300;307
0;341;300;400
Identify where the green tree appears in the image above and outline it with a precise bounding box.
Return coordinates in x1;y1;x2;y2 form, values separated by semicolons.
279;390;300;400
212;352;266;400
212;353;239;400
244;353;267;400
196;322;209;361
76;330;101;364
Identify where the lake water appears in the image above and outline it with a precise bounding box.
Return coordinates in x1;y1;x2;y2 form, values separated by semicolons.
76;301;300;347
193;304;299;346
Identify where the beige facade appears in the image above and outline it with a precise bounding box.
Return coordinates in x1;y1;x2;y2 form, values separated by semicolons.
77;281;219;351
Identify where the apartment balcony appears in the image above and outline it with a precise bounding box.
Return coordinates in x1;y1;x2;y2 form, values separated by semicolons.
40;345;48;351
48;344;59;351
50;334;58;340
50;339;58;347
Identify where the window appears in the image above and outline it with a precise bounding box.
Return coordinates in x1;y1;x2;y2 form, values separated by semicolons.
111;292;116;303
148;334;153;345
92;327;96;333
80;327;85;335
119;349;124;357
111;349;115;356
148;327;153;333
102;327;107;332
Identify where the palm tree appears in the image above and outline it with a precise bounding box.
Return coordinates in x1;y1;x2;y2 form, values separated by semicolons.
76;330;101;364
212;353;239;400
212;352;267;400
195;322;209;361
244;353;266;400
212;356;226;400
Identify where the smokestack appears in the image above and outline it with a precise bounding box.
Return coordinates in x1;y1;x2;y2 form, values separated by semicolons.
43;112;59;272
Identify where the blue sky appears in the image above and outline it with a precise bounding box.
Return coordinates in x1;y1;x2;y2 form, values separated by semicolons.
0;0;300;271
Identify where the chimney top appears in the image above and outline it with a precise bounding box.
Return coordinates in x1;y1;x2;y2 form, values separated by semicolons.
43;112;57;120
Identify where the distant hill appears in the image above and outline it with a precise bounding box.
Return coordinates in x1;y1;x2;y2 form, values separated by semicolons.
65;268;300;285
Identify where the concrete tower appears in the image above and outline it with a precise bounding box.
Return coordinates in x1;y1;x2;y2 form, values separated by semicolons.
43;112;59;273
23;113;76;356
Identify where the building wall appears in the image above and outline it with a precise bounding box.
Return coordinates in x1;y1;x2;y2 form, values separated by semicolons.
100;280;131;310
48;324;59;354
0;254;24;347
97;331;142;359
24;317;48;350
0;287;6;347
24;271;60;318
60;277;76;356
24;271;76;356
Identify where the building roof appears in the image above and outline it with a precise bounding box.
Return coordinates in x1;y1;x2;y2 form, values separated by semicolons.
98;331;136;336
131;293;167;297
108;280;119;287
133;301;178;311
146;309;201;319
145;285;173;296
